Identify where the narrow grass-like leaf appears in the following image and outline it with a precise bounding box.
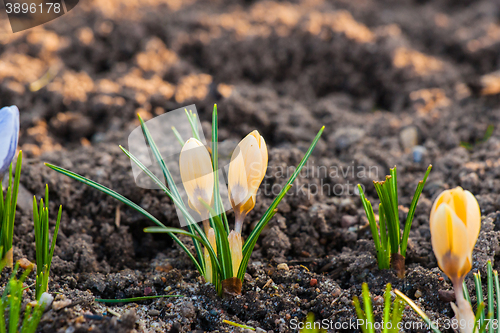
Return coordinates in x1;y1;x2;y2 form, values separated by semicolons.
211;105;230;234
475;272;485;327
185;109;200;141
464;280;471;304
494;270;500;333
382;283;391;333
222;320;255;331
358;186;389;269
171;126;184;147
374;180;399;254
473;302;485;333
401;165;432;256
353;296;367;333
391;297;404;333
488;261;494;333
362;283;375;333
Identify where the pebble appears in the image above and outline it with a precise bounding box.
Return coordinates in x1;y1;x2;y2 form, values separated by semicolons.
52;299;72;311
373;295;384;305
310;279;318;287
414;290;422;298
277;263;289;271
330;127;365;150
18;258;33;269
400;126;418;150
438;289;455;302
332;287;342;297
412;145;427;163
180;301;195;318
39;292;54;309
341;215;358;228
148;309;160;316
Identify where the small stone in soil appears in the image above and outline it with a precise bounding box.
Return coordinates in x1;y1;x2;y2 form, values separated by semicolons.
18;258;33;269
332;288;342;297
414;290;422;298
180;301;196;318
310;278;318;287
277;263;289;271
373;295;383;305
341;215;358;228
400;126;418;150
52;299;72;311
438;289;456;302
148;309;160;316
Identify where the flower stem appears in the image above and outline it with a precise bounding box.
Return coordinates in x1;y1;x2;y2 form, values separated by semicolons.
234;211;245;234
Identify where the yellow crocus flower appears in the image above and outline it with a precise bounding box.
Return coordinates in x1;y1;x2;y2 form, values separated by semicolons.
228;130;268;232
430;187;480;333
179;138;214;221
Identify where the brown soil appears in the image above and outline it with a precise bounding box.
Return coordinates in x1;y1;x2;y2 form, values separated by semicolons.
2;0;500;331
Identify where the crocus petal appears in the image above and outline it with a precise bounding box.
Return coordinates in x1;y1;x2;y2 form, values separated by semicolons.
179;138;214;217
464;189;481;251
430;204;469;280
228;145;249;207
204;228;217;283
0;106;20;175
228;130;268;216
249;130;268;171
430;190;452;224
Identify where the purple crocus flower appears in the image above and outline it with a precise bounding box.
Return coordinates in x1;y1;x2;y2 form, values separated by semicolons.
0;106;20;176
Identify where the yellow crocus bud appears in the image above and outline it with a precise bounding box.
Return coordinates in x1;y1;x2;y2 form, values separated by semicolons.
430;187;480;283
228;130;268;232
228;230;242;277
204;228;217;283
179;138;214;219
430;187;480;333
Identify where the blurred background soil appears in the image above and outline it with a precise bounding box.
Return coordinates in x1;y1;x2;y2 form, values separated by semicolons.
2;0;500;331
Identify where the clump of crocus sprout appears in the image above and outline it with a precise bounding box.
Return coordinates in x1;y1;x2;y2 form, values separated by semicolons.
46;105;324;297
0;105;21;267
353;283;405;333
0;261;52;333
358;165;431;277
33;185;62;300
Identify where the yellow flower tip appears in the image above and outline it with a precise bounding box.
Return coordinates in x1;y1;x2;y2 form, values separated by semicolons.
204;228;217;283
228;131;268;217
228;230;242;277
207;227;217;251
430;187;480;283
179;138;214;218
